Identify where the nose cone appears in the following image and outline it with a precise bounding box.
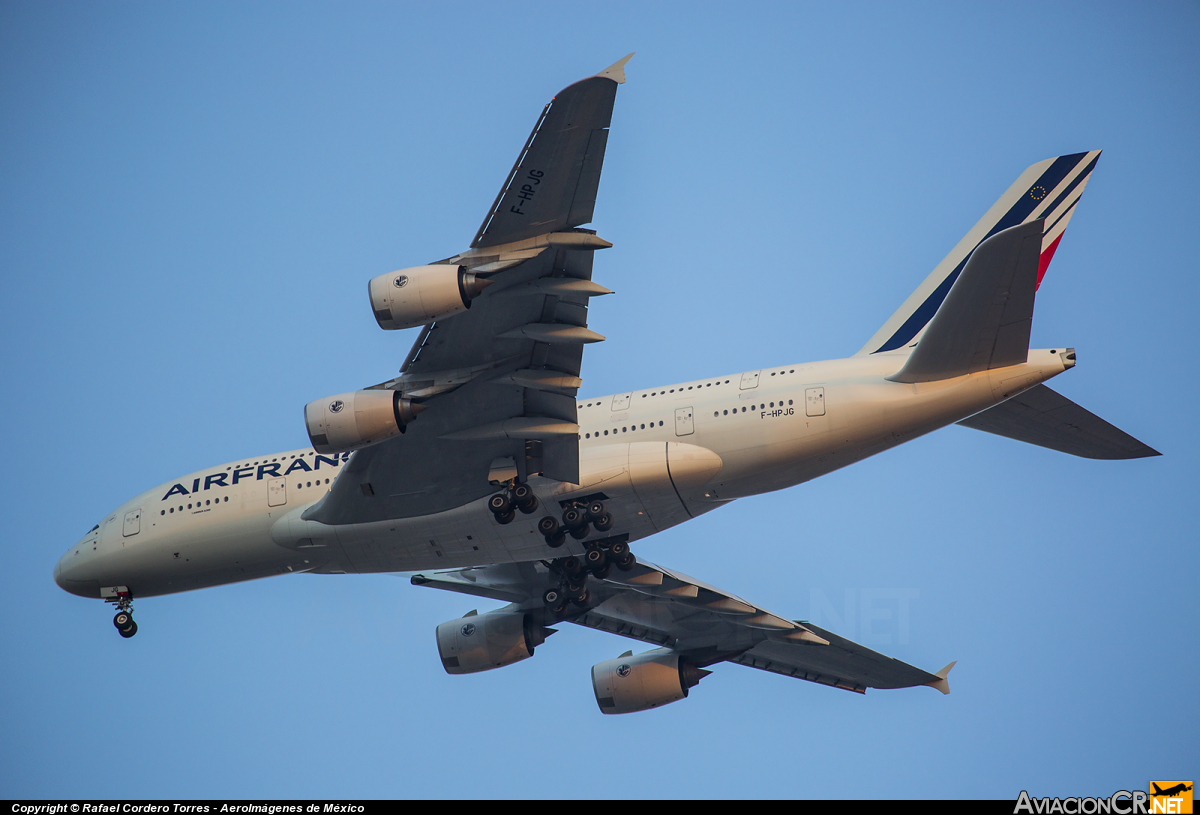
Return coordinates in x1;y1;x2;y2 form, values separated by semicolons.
54;541;103;598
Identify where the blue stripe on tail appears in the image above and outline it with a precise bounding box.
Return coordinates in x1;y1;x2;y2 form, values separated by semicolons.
873;152;1090;353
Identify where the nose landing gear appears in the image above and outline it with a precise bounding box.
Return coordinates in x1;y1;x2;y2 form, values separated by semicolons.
103;587;138;638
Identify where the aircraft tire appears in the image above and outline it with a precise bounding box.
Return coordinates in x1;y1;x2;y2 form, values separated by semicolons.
609;541;629;558
537;517;559;536
568;523;590;540
517;495;539;514
592;512;614;532
542;588;562;606
493;509;516;525
585;548;606;569
615;552;635;571
119;621;138;638
586;500;606;520
570;589;590;607
545;531;566;548
488;493;511;514
113;612;132;630
591;563;611;580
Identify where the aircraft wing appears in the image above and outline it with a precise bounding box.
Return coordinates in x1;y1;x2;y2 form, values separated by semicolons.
412;557;954;695
305;58;632;525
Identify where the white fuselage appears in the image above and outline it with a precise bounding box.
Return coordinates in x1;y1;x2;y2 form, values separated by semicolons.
53;349;1073;601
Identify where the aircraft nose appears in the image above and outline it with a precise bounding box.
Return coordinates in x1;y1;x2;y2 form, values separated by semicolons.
53;544;102;598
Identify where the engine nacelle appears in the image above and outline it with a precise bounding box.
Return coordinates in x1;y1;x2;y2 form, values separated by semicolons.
436;612;554;675
304;389;426;455
591;651;710;715
368;264;492;330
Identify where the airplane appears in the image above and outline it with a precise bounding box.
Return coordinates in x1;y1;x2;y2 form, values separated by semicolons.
1152;784;1193;798
53;55;1159;714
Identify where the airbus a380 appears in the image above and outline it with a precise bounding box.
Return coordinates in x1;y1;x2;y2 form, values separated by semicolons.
54;56;1158;714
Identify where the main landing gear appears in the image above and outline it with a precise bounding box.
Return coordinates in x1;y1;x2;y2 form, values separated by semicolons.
541;535;636;617
105;589;138;638
488;483;539;525
536;499;615;548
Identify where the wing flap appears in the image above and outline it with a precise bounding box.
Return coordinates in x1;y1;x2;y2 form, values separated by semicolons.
957;383;1160;459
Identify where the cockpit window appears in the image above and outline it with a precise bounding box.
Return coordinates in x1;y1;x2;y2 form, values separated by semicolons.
88;525;99;533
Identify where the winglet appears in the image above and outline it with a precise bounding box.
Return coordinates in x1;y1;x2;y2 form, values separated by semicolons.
595;53;635;84
926;661;957;695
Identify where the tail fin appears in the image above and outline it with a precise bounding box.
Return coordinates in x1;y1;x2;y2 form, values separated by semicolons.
858;151;1101;356
888;220;1042;383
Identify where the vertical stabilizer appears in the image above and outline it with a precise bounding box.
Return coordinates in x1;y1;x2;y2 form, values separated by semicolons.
858;151;1101;356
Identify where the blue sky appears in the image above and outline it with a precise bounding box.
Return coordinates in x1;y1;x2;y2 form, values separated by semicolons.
2;1;1197;799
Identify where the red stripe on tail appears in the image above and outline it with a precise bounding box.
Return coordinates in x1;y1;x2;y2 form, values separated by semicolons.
1036;233;1063;289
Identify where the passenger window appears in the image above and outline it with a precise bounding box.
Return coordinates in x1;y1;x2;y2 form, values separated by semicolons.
169;508;173;513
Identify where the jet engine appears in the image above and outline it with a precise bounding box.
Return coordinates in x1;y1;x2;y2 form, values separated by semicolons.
368;265;492;330
304;389;426;455
436;612;555;675
591;651;711;715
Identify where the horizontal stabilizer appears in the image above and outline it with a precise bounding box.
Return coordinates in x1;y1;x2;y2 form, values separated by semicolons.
957;384;1160;459
890;220;1043;383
